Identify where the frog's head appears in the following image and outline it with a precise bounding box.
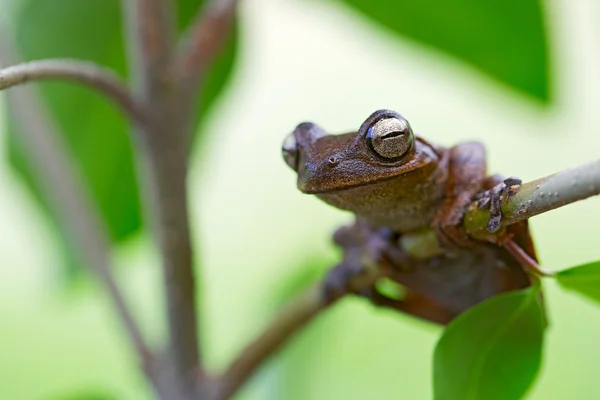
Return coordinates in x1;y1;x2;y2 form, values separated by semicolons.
282;109;437;194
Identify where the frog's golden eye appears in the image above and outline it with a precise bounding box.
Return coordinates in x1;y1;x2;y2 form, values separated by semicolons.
366;116;414;160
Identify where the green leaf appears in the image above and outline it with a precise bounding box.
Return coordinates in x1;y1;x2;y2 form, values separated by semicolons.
556;260;600;305
6;0;236;277
433;285;546;400
338;0;550;101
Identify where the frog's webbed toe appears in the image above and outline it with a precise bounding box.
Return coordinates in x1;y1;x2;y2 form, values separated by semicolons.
476;175;522;233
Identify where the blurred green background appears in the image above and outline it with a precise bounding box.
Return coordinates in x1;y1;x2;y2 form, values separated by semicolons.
1;0;600;399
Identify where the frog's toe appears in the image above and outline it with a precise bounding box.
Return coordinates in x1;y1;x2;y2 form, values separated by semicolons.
476;175;522;233
322;259;367;301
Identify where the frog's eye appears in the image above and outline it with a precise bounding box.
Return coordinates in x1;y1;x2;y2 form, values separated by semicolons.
366;116;414;160
282;132;299;170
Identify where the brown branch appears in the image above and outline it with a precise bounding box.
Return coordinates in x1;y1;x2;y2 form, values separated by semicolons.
0;59;146;125
464;158;600;240
176;0;239;83
211;286;332;400
0;40;159;391
122;0;201;392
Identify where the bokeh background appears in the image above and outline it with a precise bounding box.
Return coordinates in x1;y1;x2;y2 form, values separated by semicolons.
2;0;600;399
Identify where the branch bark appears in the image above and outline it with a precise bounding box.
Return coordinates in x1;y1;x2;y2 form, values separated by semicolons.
464;158;600;240
122;0;201;391
0;59;146;125
211;286;332;400
212;157;600;400
176;0;239;84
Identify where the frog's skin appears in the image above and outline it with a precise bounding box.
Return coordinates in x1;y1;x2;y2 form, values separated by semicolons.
282;109;535;324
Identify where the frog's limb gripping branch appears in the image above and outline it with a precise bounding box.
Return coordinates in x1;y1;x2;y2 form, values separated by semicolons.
0;40;162;393
0;59;146;125
463;158;600;240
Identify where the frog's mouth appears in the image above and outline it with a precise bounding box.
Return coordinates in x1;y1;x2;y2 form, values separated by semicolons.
296;139;439;195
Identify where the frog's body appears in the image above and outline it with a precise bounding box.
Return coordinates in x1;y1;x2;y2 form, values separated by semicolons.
283;109;534;324
306;133;448;232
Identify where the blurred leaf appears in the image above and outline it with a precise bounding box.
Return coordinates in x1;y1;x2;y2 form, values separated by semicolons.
8;1;138;243
6;0;236;277
556;260;600;305
338;0;550;101
433;285;545;400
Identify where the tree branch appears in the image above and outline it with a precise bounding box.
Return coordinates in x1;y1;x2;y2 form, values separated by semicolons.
464;158;600;240
0;40;160;392
211;286;332;400
0;59;146;125
122;0;202;391
176;0;239;84
212;157;600;399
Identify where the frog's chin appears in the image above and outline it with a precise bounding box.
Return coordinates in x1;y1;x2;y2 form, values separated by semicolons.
298;172;402;194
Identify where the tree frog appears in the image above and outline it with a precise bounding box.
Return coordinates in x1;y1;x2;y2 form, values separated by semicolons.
282;109;536;324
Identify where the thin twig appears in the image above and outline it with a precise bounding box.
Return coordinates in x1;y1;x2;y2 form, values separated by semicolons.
0;40;158;389
0;59;146;125
464;158;600;240
211;286;330;400
176;0;239;82
122;0;202;390
505;240;555;277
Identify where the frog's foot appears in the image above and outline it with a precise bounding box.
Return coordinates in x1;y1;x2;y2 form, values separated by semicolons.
476;176;522;233
322;257;370;301
322;221;391;302
323;222;392;302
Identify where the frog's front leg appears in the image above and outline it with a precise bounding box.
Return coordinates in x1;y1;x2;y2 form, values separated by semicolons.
322;221;391;300
433;142;488;248
323;221;413;301
434;142;523;247
476;175;522;232
323;222;458;323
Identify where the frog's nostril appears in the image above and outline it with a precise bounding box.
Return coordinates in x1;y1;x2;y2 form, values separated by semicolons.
327;155;340;167
282;132;299;171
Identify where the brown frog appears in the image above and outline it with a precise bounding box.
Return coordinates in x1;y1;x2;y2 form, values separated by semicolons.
282;109;536;324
